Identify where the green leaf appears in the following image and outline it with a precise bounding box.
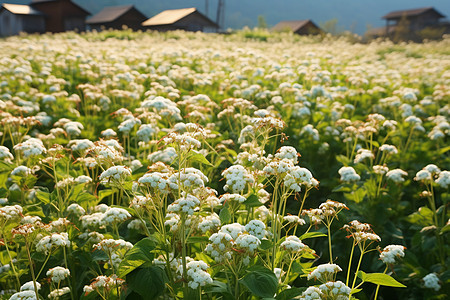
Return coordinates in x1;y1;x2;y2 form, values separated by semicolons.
344;187;366;203
35;190;51;204
127;266;167;299
219;203;231;224
358;271;406;288
98;189;115;202
188;152;213;166
299;232;327;240
243;194;263;208
406;207;434;227
67;184;84;202
336;155;351;165
259;239;273;251
118;238;155;278
240;266;278;298
187;236;210;244
276;287;306;300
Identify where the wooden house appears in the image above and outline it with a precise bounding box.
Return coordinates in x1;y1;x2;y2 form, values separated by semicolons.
30;0;90;33
272;20;323;35
86;5;147;31
142;7;219;32
382;7;446;35
0;4;45;36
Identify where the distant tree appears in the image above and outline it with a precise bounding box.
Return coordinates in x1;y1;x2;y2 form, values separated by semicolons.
320;18;343;35
257;15;268;29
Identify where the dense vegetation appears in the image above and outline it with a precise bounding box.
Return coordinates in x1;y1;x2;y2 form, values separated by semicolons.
0;30;448;299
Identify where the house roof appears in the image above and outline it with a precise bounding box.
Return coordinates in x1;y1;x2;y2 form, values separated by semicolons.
1;3;44;16
382;7;446;20
272;20;317;32
142;7;200;26
31;0;90;16
86;5;143;24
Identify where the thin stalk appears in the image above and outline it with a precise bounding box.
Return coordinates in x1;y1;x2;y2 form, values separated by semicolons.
63;247;75;300
25;239;40;300
374;266;388;300
327;224;333;264
3;236;21;288
36;251;52;279
351;246;365;290
180;215;189;297
346;241;356;286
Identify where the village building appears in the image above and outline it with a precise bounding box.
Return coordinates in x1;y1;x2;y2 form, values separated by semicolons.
0;3;45;36
30;0;90;33
272;20;323;35
86;5;147;31
366;7;449;40
142;7;219;32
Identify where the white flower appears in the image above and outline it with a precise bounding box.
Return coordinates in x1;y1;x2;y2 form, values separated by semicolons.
93;239;133;253
0;205;23;220
13;138;46;158
99;166;131;184
379;144;398;154
308;264;342;282
168;168;208;190
167;194;200;216
245;220;266;239
9;290;37;300
380;245;405;264
20;281;41;291
221;165;254;193
414;169;432;182
235;233;261;253
386;169;408;183
281;236;306;253
283;215;306;225
300;286;323;299
46;266;70;284
373;165;389;175
219;193;246;204
354;149;374;164
220;223;245;239
67;203;85;216
318;281;351;298
102;207;131;224
0;146;14;161
138;172;171;193
423;273;440;291
338;166;360;182
186;260;213;289
284;166;317;192
198;213;221;233
275;146;299;164
148;147;178;164
11;166;32;177
436;170;450;188
36;233;70;254
48;287;70;299
205;231;233;262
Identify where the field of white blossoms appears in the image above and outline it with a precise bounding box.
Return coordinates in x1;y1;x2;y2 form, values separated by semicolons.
0;29;448;300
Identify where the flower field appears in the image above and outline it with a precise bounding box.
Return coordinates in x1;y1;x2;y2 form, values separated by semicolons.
0;30;449;299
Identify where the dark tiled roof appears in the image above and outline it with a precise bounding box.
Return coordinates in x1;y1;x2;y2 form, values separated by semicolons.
86;5;138;24
382;7;446;19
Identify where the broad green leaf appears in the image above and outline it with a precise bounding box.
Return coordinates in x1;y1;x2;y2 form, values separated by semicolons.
276;287;306;300
127;266;167;299
300;232;327;240
219;203;231;224
358;271;406;288
240;266;278;298
243;194;263;207
118;238;155;278
98;189;115;202
36;190;51;204
406;207;433;227
259;239;273;251
188;152;213;166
